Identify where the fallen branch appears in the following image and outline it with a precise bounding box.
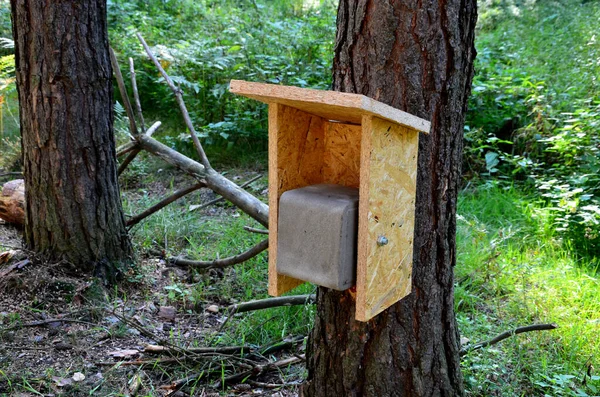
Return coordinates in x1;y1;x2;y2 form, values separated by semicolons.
129;57;146;133
110;49;268;228
0;317;106;332
109;47;138;137
137;33;210;169
116;141;139;157
189;174;262;212
243;226;269;235
118;121;162;176
170;239;268;269
144;344;251;356
135;134;269;227
227;294;316;314
460;323;558;356
169;240;269;269
212;354;305;388
127;182;205;228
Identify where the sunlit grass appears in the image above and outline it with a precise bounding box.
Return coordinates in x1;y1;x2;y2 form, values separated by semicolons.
456;184;600;395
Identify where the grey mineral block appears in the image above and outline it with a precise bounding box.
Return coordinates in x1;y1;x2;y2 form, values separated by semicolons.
277;184;359;290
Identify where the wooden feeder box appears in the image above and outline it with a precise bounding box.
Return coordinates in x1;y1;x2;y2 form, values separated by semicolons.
229;80;430;321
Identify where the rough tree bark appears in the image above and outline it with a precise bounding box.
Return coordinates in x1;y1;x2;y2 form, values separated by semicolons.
10;0;132;273
304;1;477;396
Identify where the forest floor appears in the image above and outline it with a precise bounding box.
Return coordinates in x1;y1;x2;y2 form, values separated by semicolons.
0;170;303;397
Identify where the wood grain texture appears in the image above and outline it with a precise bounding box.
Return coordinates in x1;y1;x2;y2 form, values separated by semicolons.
356;116;418;321
267;103;315;296
323;122;361;188
230;80;430;133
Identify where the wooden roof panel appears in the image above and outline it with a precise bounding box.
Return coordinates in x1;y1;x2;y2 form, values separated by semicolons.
229;80;430;133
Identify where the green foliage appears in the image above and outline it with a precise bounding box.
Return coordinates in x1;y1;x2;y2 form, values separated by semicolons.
456;186;600;396
467;0;600;257
108;0;336;155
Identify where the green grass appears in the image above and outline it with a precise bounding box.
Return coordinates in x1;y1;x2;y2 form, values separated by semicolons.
122;172;600;395
122;173;315;348
456;184;600;396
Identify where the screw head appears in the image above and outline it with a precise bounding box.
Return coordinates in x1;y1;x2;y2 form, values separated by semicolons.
377;236;389;246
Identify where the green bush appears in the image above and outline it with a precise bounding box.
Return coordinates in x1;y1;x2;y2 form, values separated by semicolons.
467;0;600;256
108;0;336;155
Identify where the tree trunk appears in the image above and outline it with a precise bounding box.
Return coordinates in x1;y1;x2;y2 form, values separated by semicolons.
10;0;132;274
303;1;477;396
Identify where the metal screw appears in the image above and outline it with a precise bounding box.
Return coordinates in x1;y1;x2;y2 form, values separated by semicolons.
377;236;389;246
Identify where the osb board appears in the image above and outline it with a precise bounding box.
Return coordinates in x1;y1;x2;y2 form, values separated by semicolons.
356;116;419;322
323;122;361;188
268;103;325;296
230;80;430;134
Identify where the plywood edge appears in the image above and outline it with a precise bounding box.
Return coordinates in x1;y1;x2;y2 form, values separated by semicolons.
355;115;374;322
267;103;305;296
230;79;363;108
230;80;430;133
364;97;431;134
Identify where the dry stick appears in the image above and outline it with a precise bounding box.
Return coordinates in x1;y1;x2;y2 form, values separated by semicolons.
109;47;138;137
170;238;268;269
136;134;269;227
137;33;211;169
127;182;206;228
227;295;316;314
260;335;305;356
212;354;305;389
460;323;558;356
117;58;149;178
244;226;269;235
129;57;146;133
144;344;251;355
189;174;262;213
118;121;163;176
0;317;107;332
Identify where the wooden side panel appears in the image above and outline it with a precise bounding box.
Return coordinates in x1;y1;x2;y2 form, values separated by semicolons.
356;116;419;321
323;122;361;188
268;103;325;296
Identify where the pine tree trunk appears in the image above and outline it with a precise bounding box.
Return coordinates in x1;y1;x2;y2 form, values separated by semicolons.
10;0;132;275
303;1;477;395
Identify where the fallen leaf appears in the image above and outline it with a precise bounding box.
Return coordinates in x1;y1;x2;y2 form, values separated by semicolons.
188;204;202;212
206;304;219;313
108;349;139;358
72;372;85;382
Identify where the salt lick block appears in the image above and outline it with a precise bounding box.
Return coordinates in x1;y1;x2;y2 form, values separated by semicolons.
276;184;359;290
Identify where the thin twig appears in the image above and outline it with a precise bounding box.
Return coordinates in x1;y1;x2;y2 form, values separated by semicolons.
0;318;106;332
129;57;146;133
170;239;268;269
460;323;558;356
136;33;211;169
243;226;269;235
109;47;138;137
227;295;316;314
126;182;205;228
144;344;251;355
189;174;262;212
212;354;305;388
